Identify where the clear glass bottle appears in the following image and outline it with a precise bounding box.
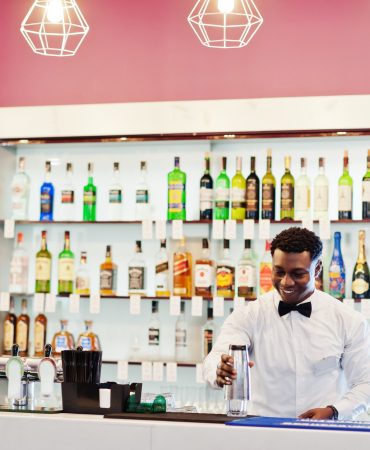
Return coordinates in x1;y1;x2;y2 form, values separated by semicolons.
60;162;75;221
3;298;17;356
280;156;294;220
362;150;370;220
100;245;117;297
295;157;311;220
108;162;123;221
246;156;260;220
58;230;75;295
261;149;276;220
195;238;214;297
16;299;30;357
167;156;186;220
313;157;329;221
216;239;235;298
214;157;230;220
40;161;54;221
34;313;47;357
155;240;170;297
35;230;52;294
136;161;151;220
328;232;346;300
75;251;90;296
202;306;215;360
148;300;160;360
173;238;192;297
199;153;213;220
128;240;146;296
51;319;75;357
175;301;188;362
338;150;353;220
11;156;30;220
83;162;97;222
231;156;246;220
9;232;29;294
237;240;257;300
352;230;370;300
259;240;273;295
77;320;101;351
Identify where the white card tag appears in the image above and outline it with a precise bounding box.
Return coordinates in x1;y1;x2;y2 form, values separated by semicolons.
141;361;153;381
153;362;164;381
33;293;45;313
196;363;205;384
142;220;153;240
343;298;355;310
191;296;203;316
166;362;178;382
259;219;271;240
243;219;255;239
213;296;224;317
90;294;101;314
0;292;10;311
319;219;331;240
130;295;141;315
117;360;128;381
45;293;56;313
225;220;237;240
212;220;224;240
234;296;246;311
169;296;181;316
155;220;167;240
361;300;370;319
301;218;313;231
172;220;184;240
4;220;15;239
69;294;80;314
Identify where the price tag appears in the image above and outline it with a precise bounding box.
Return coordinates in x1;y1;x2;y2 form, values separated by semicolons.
172;220;184;240
130;295;141;315
4;220;15;239
196;363;205;384
0;292;10;311
259;219;271;240
343;298;355;310
225;220;237;240
141;361;153;381
45;293;56;313
33;293;45;313
213;296;224;317
90;294;101;314
243;219;255;239
361;300;370;319
166;362;178;382
153;362;164;381
319;219;331;240
212;220;224;240
69;294;80;314
301;218;313;231
191;296;203;317
169;296;181;316
142;220;153;240
117;360;129;381
155;220;167;240
234;296;246;311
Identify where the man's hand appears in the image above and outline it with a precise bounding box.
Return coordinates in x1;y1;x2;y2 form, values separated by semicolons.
216;354;254;387
298;407;334;420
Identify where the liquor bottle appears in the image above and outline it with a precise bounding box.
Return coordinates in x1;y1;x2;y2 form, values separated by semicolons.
195;238;214;297
34;313;47;357
246;156;260;220
315;266;324;291
155;240;170;297
280;156;294;220
295;157;311;220
237;240;257;300
259;240;273;295
108;162;123;221
261;149;276;220
175;301;188;362
202;306;215;359
35;230;52;294
75;251;90;296
58;231;75;295
167;156;186;220
16;299;30;357
51;320;75;357
328;232;346;300
199;153;213;220
135;161;151;220
313;157;329;221
214;157;230;220
148;300;160;360
128;240;146;295
11;156;30;220
100;245;117;296
83;162;97;222
231;156;246;220
60;162;75;221
40;161;54;221
362;150;370;219
352;230;370;300
216;239;235;298
338;150;353;220
173;238;192;297
3;298;17;356
9;232;29;293
77;320;101;351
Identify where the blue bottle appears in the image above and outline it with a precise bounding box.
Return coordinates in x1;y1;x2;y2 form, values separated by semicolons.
40;161;54;221
329;231;346;300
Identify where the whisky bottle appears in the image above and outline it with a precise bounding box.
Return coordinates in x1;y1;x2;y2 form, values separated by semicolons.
261;149;276;220
195;238;214;297
100;245;117;297
175;301;188;362
280;156;294;220
362;150;370;219
51;320;75;357
202;306;215;359
108;162;123;221
199;153;213;220
3;298;17;356
246;156;260;220
77;320;101;351
136;161;151;220
11;156;30;220
60;162;75;221
173;238;192;297
40;161;54;221
35;230;52;294
259;240;273;295
16;299;30;357
352;230;370;300
148;301;160;360
338;150;353;220
75;251;90;296
313;157;329;220
34;313;47;357
295;157;311;220
58;230;75;295
128;241;146;296
216;239;235;298
214;157;230;220
155;240;170;297
231;156;246;220
83;162;97;222
167;156;186;220
237;240;257;300
9;232;29;294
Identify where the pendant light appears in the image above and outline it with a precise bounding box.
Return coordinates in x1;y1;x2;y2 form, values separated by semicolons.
188;0;263;48
20;0;89;57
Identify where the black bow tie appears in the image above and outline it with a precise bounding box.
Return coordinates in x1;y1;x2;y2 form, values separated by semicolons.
278;301;312;318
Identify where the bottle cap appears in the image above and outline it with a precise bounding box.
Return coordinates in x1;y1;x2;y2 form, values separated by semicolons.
66;162;73;172
140;161;147;170
136;240;142;252
160;239;166;248
229;345;246;351
207;307;213;320
223;239;230;249
202;238;209;249
152;301;159;313
244;239;251;249
114;162;119;171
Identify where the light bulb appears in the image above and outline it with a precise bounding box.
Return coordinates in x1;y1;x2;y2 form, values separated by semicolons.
47;0;64;23
217;0;235;14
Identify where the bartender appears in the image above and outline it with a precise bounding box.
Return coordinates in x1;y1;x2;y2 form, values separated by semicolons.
203;227;370;420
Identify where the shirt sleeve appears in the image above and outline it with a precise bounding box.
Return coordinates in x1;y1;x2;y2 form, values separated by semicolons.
203;305;253;388
335;315;370;419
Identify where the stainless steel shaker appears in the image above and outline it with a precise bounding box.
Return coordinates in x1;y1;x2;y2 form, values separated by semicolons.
224;344;251;417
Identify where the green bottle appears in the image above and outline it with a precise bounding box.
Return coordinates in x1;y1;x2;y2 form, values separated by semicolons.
338;150;353;220
215;157;230;220
58;231;75;295
231;156;246;220
261;149;276;220
35;230;52;294
83;162;97;221
280;156;294;220
167;156;186;220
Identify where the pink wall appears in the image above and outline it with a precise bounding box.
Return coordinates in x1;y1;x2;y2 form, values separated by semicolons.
1;0;370;107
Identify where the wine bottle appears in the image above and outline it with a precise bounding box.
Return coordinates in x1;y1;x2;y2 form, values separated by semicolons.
261;149;276;220
280;156;294;220
214;157;230;220
352;230;370;300
362;150;370;219
35;230;52;294
295;157;311;220
231;156;246;220
167;156;186;220
58;231;75;295
328;232;346;300
313;157;329;221
246;156;260;220
338;150;353;220
199;153;213;220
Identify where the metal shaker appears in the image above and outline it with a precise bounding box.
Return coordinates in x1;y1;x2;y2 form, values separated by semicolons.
224;344;251;417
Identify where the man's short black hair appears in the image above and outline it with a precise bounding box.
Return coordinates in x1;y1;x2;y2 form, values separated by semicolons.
271;227;322;261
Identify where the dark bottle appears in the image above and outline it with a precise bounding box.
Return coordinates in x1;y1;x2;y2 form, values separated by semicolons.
261;149;276;220
352;230;370;300
246;156;260;220
199;153;213;220
362;150;370;219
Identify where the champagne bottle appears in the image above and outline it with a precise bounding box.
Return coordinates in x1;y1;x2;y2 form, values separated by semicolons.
199;153;213;220
35;230;52;294
280;156;294;220
261;149;275;220
214;157;230;220
352;230;370;300
362;150;370;219
338;150;353;220
295;157;311;220
231;156;246;220
167;156;186;220
328;232;346;300
313;157;329;220
246;156;260;220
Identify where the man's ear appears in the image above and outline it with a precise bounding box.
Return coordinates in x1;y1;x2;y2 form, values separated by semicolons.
314;260;323;278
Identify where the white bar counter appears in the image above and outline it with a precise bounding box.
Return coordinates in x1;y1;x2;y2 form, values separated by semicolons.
1;412;370;450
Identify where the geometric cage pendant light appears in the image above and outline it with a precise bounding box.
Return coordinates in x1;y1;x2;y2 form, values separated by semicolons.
20;0;89;57
188;0;263;49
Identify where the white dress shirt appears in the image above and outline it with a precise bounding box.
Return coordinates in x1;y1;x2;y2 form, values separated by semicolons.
203;289;370;419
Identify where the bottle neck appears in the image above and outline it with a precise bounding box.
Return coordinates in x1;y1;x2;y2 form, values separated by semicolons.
343;157;349;174
64;238;70;251
88;175;94;184
204;158;210;174
41;237;47;251
358;236;366;263
266;156;272;173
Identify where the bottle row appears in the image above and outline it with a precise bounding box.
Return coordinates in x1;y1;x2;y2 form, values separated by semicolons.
10;149;370;222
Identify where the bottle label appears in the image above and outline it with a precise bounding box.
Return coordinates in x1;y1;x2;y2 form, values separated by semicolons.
338;185;352;211
12;182;27;198
259;262;273;294
200;187;213;212
262;184;274;212
175;329;187;347
40;192;52;213
246;179;258;211
215;187;230;209
34;321;46;353
100;269;117;291
16;321;28;352
216;265;235;293
281;183;294;211
168;182;185;213
155;261;169;292
109;189;122;204
58;258;74;281
36;257;51;281
203;329;213;357
80;337;92;350
329;263;345;298
231;187;246;209
56;335;68;353
295;185;310;211
148;327;160;346
84;191;96;205
363;180;370;202
195;264;213;289
314;185;328;212
129;267;145;290
61;190;74;204
3;320;14;352
136;189;149;204
173;256;190;276
76;275;90;292
237;264;256;288
352;277;369;295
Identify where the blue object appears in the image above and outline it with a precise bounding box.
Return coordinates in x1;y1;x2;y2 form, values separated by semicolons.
328;231;346;300
40;181;54;221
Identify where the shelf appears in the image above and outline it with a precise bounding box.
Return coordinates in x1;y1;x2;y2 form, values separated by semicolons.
102;360;198;367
